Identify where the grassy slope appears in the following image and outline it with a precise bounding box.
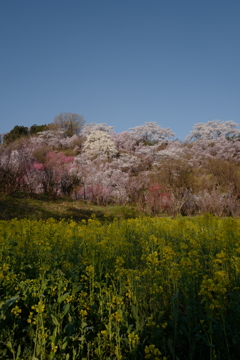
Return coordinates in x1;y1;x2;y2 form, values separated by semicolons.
0;192;141;222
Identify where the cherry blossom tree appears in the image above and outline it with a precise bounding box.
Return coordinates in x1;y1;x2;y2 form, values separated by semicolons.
83;130;118;157
0;147;33;194
82;123;114;135
112;131;138;153
185;120;240;142
191;189;240;217
152;141;184;166
29;151;79;195
130;122;175;144
35;129;65;148
60;134;79;148
180;137;240;169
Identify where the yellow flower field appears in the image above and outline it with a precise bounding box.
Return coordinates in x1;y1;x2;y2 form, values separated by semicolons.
0;215;240;359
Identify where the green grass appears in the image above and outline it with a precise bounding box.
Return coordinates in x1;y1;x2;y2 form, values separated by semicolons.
0;192;141;222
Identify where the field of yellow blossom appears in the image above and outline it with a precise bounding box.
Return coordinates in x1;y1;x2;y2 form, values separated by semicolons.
1;215;240;360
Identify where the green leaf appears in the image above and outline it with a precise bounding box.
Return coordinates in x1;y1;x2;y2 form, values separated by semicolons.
62;338;68;350
6;341;13;351
62;302;70;316
58;292;70;304
1;296;19;311
16;345;21;359
72;284;82;296
51;314;60;327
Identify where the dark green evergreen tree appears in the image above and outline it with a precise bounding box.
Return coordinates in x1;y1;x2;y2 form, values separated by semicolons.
3;125;29;145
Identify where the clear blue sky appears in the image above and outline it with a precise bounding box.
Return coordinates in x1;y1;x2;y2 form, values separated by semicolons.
1;0;240;141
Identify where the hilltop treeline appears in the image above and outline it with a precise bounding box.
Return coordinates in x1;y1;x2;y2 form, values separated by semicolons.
1;114;240;217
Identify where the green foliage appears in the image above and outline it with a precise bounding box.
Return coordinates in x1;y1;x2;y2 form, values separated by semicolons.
3;125;29;145
29;124;48;135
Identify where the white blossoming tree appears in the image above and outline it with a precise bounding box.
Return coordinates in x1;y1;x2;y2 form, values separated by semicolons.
83;130;118;157
82;123;114;135
185;120;240;142
130;122;175;144
35;129;65;147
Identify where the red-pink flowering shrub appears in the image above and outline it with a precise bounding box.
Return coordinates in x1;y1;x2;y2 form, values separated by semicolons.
32;162;45;170
45;152;74;166
145;183;172;215
29;152;78;195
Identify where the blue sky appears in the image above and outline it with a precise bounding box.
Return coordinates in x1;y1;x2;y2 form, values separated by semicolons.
1;0;240;141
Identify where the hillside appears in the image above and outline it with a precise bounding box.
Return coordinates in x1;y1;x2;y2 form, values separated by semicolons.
1;119;240;218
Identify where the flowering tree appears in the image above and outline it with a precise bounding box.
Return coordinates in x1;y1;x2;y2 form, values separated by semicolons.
112;131;138;153
29;151;79;195
0;147;33;194
35;130;65;148
178;137;240;170
130;122;175;144
152;141;184;166
144;183;172;215
82;123;114;135
83;130;118;157
59;134;79;148
185;120;240;142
